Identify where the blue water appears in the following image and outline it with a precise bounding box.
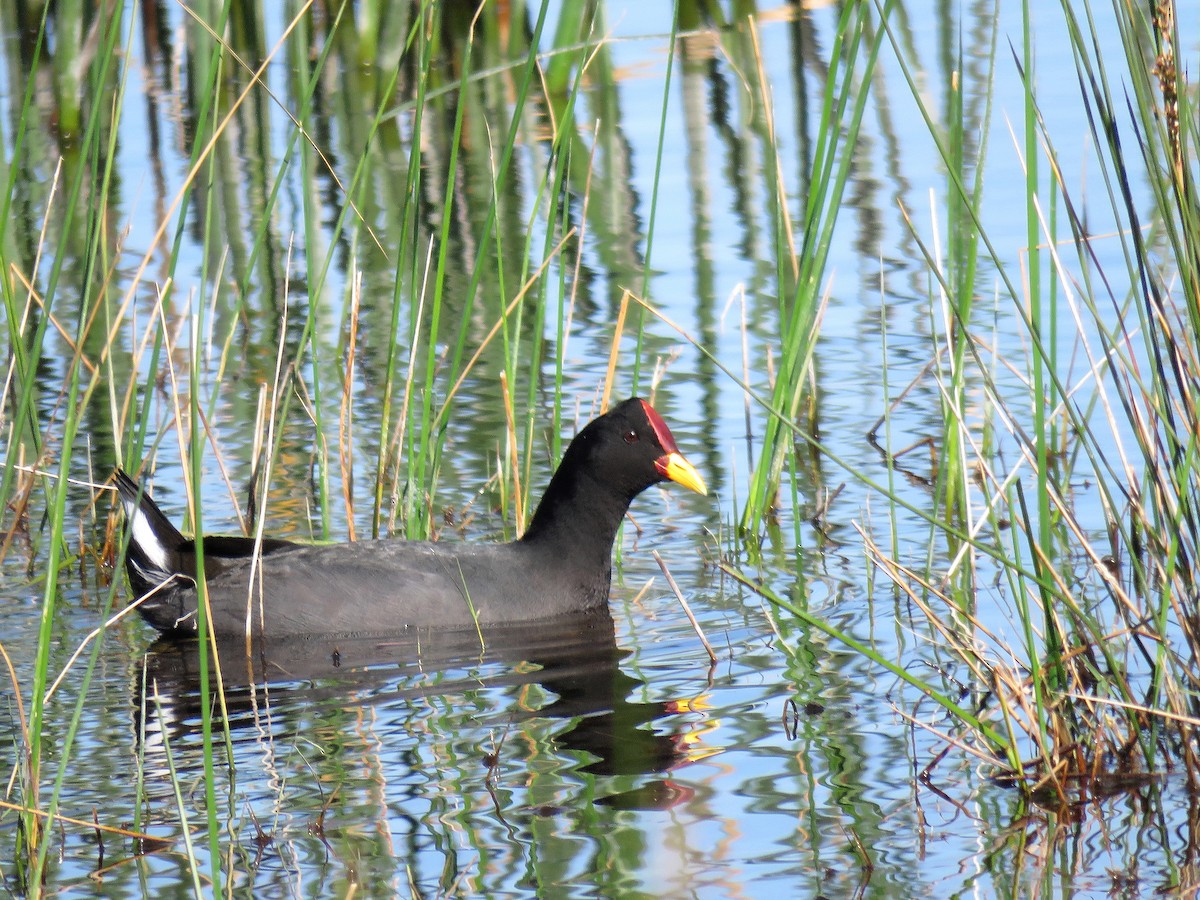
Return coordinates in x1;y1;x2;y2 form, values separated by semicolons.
2;2;1197;896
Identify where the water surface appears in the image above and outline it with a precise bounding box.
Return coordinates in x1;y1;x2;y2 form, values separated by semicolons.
1;2;1196;896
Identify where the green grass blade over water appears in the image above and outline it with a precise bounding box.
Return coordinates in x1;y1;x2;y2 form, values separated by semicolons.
741;1;893;539
8;1;1200;889
720;562;1008;754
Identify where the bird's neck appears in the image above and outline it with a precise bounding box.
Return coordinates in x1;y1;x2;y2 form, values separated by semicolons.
520;465;631;567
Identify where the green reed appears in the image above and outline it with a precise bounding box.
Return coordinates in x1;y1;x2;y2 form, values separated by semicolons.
738;0;892;540
1;0;657;890
842;0;1199;792
4;4;1196;893
676;0;1200;802
3;4;132;890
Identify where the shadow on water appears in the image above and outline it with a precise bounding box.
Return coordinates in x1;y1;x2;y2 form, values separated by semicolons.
136;610;698;810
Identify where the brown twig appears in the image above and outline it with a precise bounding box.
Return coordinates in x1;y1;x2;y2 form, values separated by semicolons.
653;550;716;663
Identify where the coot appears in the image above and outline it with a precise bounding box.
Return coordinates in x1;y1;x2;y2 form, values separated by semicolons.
116;397;706;637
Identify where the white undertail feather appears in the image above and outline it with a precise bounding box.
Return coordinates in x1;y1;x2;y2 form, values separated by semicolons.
125;498;171;573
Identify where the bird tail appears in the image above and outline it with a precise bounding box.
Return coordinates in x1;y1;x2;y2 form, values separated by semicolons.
113;468;187;594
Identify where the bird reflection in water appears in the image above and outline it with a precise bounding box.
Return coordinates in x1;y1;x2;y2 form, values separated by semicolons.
135;610;717;817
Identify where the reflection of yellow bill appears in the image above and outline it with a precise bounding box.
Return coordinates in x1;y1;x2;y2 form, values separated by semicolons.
669;694;713;713
679;740;724;764
668;694;723;763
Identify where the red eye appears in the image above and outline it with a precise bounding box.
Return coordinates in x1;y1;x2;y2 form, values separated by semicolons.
623;430;639;444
